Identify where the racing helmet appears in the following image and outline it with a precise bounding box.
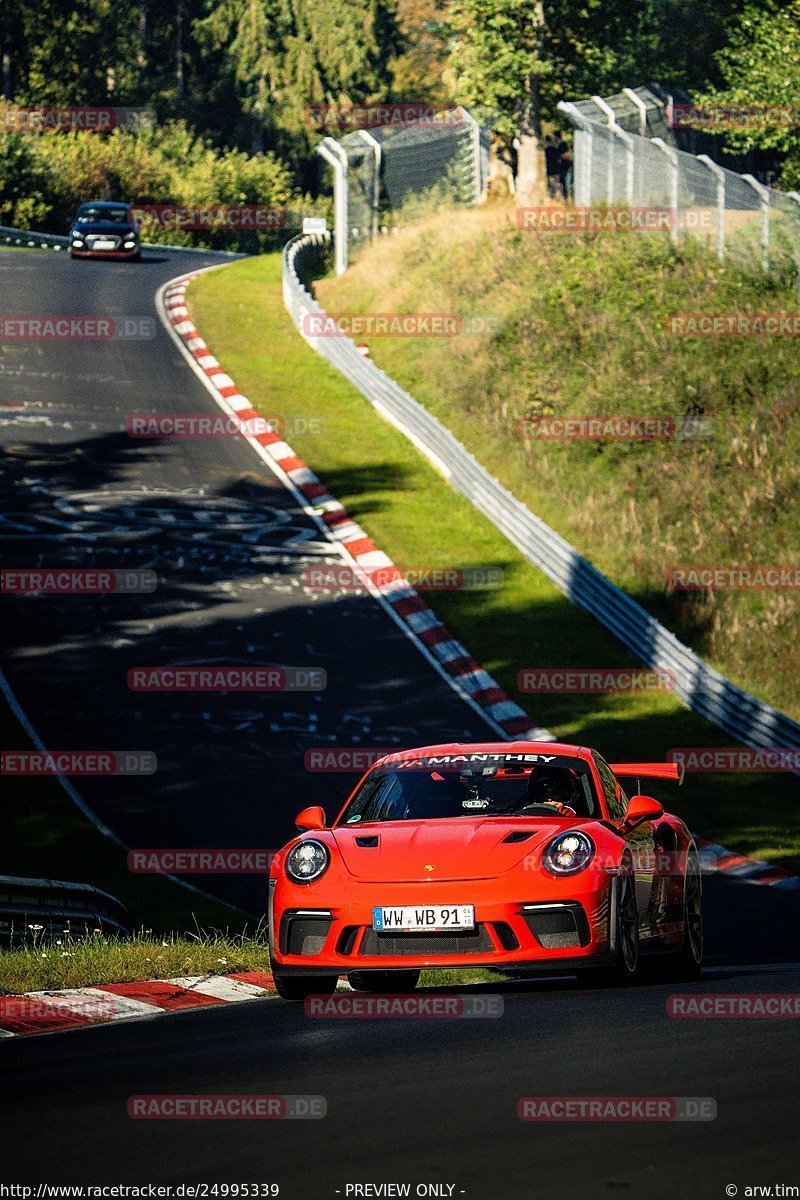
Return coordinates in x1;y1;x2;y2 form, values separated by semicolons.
523;766;576;808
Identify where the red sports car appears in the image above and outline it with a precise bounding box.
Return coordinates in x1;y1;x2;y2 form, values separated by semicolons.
268;742;703;1000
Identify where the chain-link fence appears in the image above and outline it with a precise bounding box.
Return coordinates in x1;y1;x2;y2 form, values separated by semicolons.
559;88;800;274
317;107;489;273
564;86;673;142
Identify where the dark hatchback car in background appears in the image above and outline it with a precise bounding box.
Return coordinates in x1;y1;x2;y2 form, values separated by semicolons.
69;201;141;261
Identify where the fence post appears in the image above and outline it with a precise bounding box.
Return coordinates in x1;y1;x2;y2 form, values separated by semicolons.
743;174;771;270
697;154;726;260
613;127;635;205
317;136;349;274
556;101;593;206
622;87;648;137
356;129;381;241
652;137;680;243
590;95;617;204
458;107;484;205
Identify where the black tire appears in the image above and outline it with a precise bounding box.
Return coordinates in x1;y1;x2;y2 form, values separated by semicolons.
348;970;420;994
653;851;704;981
272;972;338;1002
131;249;141;262
578;863;640;987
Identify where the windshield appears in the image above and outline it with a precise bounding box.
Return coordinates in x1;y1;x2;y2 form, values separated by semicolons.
76;205;130;224
341;754;598;824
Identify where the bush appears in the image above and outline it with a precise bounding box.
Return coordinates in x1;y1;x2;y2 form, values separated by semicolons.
0;102;326;251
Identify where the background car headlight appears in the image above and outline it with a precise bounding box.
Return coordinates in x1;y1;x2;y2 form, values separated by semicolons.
543;831;594;875
285;839;329;883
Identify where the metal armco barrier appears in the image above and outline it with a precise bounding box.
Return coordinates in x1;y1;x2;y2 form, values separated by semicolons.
283;231;800;758
0;876;129;945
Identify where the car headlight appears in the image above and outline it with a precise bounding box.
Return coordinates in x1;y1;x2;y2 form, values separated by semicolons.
285;839;329;883
543;831;594;875
123;241;136;248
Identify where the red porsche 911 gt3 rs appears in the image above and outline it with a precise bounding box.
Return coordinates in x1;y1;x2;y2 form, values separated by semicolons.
268;742;703;1000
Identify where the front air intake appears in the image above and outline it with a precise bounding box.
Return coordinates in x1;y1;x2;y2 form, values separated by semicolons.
521;903;590;949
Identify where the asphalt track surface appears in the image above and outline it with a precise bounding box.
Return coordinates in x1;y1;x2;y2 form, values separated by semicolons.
2;247;799;1197
0;246;492;912
1;876;799;1197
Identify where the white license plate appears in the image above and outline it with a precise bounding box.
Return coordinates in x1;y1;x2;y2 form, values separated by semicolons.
372;904;474;933
92;239;117;250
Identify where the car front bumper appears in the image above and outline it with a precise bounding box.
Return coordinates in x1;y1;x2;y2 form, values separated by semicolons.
269;875;615;974
71;246;139;259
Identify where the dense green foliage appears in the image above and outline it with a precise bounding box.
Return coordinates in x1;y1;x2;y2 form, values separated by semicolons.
698;1;800;188
2;0;799;213
0;102;306;250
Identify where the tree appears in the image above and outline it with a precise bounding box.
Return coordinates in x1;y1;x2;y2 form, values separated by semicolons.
447;0;749;201
197;0;402;163
391;0;451;101
696;0;800;188
448;0;550;203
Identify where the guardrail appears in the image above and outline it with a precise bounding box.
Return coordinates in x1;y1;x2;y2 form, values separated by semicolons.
0;223;243;257
283;231;800;757
0;875;129;945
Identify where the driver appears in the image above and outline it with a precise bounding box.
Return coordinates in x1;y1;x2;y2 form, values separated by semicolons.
517;767;578;815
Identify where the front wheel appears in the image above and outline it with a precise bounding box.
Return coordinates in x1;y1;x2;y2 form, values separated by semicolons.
654;852;704;981
348;970;420;994
272;972;338;1002
578;864;640;988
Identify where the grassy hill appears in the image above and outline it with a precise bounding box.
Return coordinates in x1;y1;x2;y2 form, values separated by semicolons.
319;205;800;721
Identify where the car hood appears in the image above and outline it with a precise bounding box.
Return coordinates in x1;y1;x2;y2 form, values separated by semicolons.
331;819;569;882
73;221;135;236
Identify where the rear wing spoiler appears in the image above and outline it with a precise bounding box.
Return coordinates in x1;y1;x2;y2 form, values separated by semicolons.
609;762;684;785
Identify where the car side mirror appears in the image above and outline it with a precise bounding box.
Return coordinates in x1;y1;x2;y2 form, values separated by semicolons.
624;794;664;828
295;805;327;831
